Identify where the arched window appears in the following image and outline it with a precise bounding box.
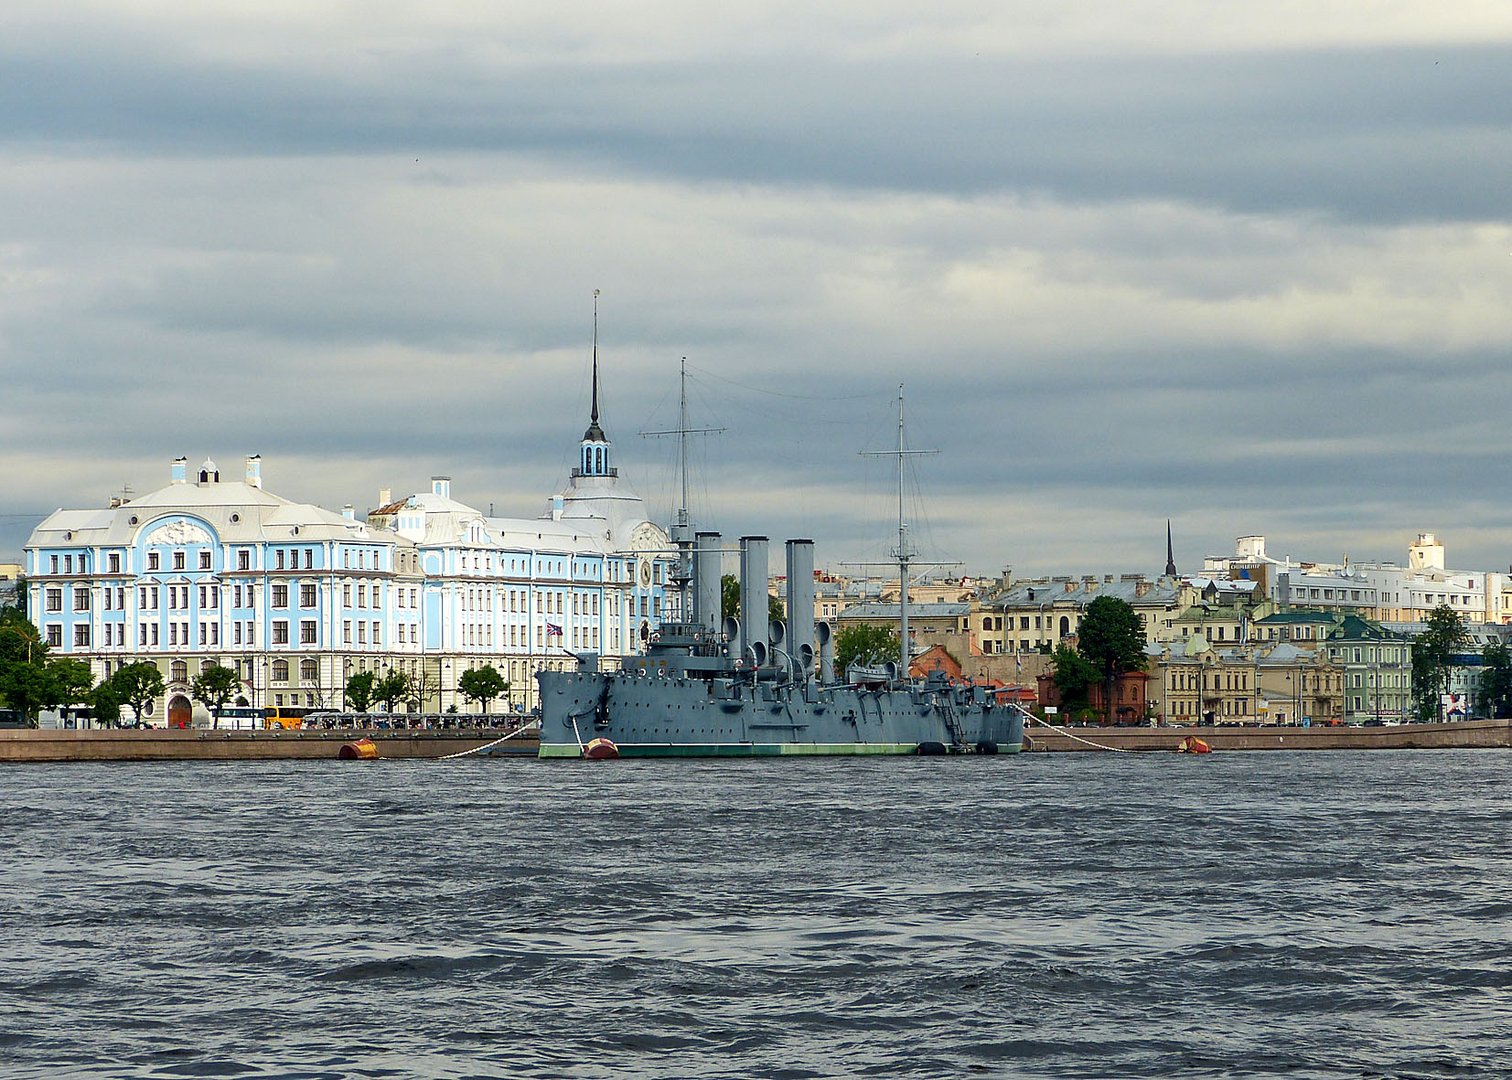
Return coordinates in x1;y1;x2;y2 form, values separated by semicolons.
171;660;188;683
271;659;289;682
981;617;992;631
1059;615;1071;637
300;659;318;682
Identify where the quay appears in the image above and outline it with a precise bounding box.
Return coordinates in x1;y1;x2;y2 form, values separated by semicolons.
2;719;1507;762
1022;718;1512;752
0;727;538;763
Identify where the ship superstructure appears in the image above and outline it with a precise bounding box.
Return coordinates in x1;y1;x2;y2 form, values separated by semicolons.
534;533;1023;757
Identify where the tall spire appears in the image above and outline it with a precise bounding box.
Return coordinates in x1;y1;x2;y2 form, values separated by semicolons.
584;288;606;442
1165;520;1177;578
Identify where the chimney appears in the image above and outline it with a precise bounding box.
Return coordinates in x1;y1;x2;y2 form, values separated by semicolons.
379;488;392;506
342;505;355;521
170;457;188;485
786;540;816;678
739;536;769;665
244;454;262;489
695;531;722;635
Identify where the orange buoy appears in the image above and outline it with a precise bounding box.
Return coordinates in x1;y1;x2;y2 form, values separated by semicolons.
338;737;380;760
584;737;619;760
1177;735;1212;755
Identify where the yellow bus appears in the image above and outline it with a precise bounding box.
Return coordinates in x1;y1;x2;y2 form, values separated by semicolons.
264;706;313;730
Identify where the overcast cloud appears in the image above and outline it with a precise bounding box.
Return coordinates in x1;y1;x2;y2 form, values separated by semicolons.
2;2;1511;579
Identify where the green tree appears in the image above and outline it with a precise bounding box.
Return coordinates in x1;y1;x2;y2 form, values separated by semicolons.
49;657;95;721
109;661;165;727
1075;595;1147;725
1411;605;1470;721
458;665;509;713
834;623;902;673
345;670;377;712
91;683;122;728
0;611;49;721
1049;642;1098;712
191;663;242;728
373;670;410;714
1476;642;1512;719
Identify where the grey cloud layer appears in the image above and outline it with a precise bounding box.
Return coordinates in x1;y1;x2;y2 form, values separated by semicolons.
1;9;1508;575
4;37;1510;221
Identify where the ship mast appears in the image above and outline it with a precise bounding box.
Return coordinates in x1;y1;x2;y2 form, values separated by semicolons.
862;385;936;674
642;358;723;620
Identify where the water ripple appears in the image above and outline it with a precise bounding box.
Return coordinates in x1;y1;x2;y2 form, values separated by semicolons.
1;752;1509;1078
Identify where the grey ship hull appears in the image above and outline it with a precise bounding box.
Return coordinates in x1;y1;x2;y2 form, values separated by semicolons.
535;668;1024;757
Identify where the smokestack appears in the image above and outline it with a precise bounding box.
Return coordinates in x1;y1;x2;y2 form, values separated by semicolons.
739;536;769;665
245;454;262;489
696;531;722;635
786;540;816;677
170;457;188;485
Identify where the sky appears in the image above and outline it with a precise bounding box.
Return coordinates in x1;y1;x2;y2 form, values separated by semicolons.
2;2;1511;580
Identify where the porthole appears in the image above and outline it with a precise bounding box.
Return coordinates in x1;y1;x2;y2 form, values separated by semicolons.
129;516;138;525
230;513;240;523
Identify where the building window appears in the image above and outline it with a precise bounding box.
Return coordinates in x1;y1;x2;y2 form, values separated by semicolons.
303;549;313;570
198;551;211;570
171;660;188;682
147;552;160;571
238;550;250;571
300;620;317;644
173;551;186;570
272;660;289;682
272;584;288;607
108;553;121;573
300;584;317;608
300;658;317;682
74;625;90;647
45;588;62;612
272;621;289;645
46;625;62;647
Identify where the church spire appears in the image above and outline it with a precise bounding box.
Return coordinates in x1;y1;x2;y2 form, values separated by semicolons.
583;288;606;443
1165;520;1177;578
575;290;614;479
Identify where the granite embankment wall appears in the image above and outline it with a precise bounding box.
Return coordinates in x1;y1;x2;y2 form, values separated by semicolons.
1022;718;1512;752
0;728;538;763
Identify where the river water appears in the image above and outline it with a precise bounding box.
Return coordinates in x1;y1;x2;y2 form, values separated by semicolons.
1;750;1508;1078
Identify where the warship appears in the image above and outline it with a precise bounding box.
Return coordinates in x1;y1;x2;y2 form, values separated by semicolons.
534;384;1025;759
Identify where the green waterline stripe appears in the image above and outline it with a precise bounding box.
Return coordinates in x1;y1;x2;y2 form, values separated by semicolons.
537;741;1023;758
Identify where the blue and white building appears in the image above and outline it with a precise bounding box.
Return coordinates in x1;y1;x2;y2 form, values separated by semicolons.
24;376;673;723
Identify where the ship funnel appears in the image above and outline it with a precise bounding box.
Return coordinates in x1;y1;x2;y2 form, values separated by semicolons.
695;531;722;635
748;639;768;668
768;619;788;678
739;536;769;666
785;540;816;678
816;622;834;682
723;615;740;657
